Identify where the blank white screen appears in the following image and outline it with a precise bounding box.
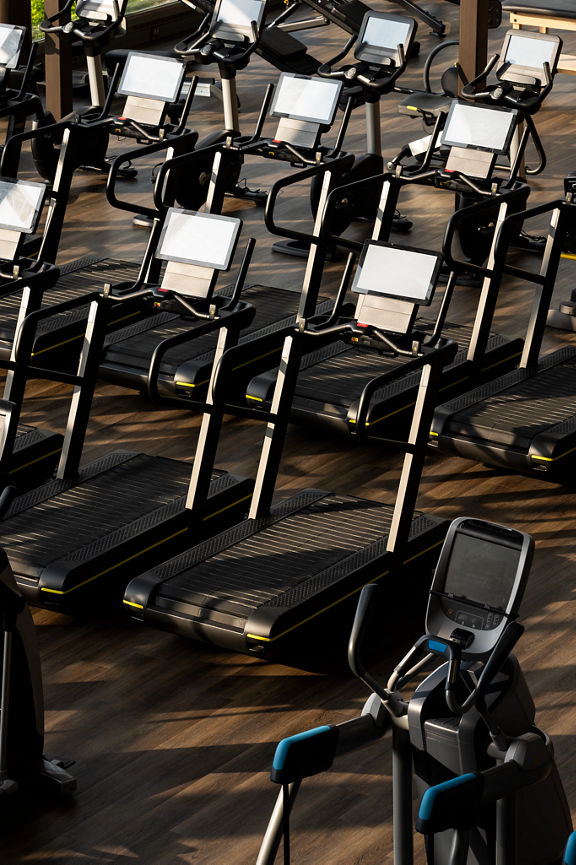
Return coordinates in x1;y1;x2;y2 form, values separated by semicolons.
0;180;45;233
442;103;514;152
272;75;341;125
159;211;239;270
363;17;410;52
217;0;265;27
505;34;557;71
120;54;184;102
77;0;118;19
0;26;23;69
355;244;437;302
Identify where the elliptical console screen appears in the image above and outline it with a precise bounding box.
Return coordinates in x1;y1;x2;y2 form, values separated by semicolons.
357;13;413;64
0;25;25;70
352;241;441;305
157;208;242;270
443;532;521;612
441;102;517;155
216;0;266;29
119;53;185;103
503;32;560;76
0;180;46;234
271;74;342;126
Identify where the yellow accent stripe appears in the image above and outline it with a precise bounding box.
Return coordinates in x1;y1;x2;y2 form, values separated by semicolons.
246;538;444;643
561;253;576;261
31;311;141;357
175;348;282;391
124;600;144;610
40;492;252;595
531;443;576;463
246;395;263;402
429;431;438;437
406;105;418;111
8;447;61;474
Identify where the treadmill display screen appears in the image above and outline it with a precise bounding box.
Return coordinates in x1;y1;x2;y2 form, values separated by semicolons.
441;102;516;154
119;53;185;103
443;533;521;612
504;33;558;73
362;16;411;53
216;0;266;28
271;74;342;125
0;179;46;234
352;241;440;304
0;25;24;70
157;209;242;270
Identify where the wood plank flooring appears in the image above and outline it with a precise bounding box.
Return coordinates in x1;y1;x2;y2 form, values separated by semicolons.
3;2;576;863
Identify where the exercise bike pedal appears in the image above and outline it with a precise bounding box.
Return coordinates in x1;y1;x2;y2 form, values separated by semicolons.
226;184;267;206
0;775;18;796
511;232;546;255
392;211;413;233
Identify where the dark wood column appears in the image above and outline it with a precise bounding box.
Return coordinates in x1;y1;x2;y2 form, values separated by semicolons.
43;0;73;120
459;0;490;89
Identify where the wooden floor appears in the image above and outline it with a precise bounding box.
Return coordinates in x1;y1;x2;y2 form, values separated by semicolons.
3;2;576;863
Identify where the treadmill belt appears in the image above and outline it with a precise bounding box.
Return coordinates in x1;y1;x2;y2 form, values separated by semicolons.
2;452;191;580
152;493;395;625
448;360;576;449
0;258;141;347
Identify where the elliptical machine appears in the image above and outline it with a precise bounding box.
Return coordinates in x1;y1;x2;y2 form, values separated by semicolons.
256;517;572;865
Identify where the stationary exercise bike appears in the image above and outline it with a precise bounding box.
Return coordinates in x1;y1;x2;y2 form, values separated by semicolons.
256;517;572;865
276;10;418;257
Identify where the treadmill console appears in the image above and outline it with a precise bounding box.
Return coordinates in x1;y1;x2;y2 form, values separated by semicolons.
498;29;561;87
351;240;441;333
440;101;518;179
426;517;533;659
270;73;342;150
355;11;416;67
156;208;242;298
0;25;25;71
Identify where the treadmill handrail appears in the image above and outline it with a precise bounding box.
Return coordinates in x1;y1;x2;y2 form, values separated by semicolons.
12;290;104;382
264;155;355;242
106;129;200;219
351;338;457;438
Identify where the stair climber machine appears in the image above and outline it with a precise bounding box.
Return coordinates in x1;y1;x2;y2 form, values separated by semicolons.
0;488;76;799
430;197;576;483
394;27;561;262
35;1;198;184
0;209;258;612
0;23;45;163
255;516;572;865
246;123;529;439
122;220;458;665
275;10;418;258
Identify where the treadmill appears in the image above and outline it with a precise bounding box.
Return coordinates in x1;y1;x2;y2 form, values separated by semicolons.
0;52;201;368
96;71;358;403
0;177;69;487
430;197;576;481
123;240;457;663
245;101;529;437
0;210;259;611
